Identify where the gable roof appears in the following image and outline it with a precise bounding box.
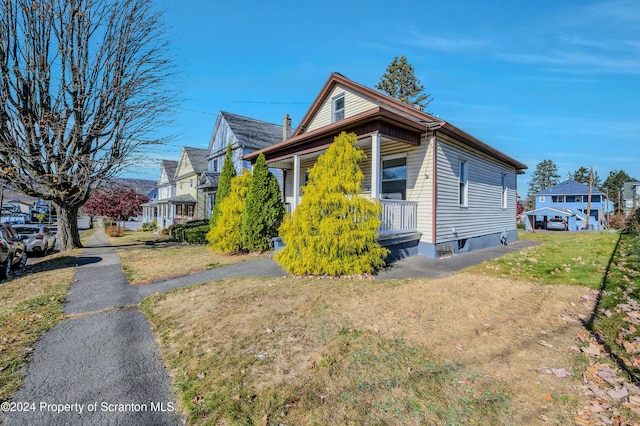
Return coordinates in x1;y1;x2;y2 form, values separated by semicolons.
245;73;527;172
221;111;284;149
175;147;208;180
536;179;605;196
158;160;178;185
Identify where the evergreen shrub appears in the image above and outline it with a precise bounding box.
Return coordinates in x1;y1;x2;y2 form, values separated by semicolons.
242;153;285;252
274;132;388;276
207;170;251;253
209;143;236;231
185;225;210;245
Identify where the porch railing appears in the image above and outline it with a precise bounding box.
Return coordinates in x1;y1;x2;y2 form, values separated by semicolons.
379;200;418;235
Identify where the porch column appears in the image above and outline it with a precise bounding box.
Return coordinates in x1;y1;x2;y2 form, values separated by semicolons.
371;132;381;200
293;155;301;210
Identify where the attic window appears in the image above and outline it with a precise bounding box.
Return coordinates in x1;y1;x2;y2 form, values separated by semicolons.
332;93;345;122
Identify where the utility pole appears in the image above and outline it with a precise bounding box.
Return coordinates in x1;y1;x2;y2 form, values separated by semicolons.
606;189;610;229
584;166;593;230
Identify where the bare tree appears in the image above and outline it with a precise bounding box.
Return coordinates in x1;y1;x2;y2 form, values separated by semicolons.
0;0;176;251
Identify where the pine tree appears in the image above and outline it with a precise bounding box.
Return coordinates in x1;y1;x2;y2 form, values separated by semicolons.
208;143;236;233
571;166;601;189
376;55;432;110
241;154;285;252
528;159;560;196
602;169;634;212
274;132;388;276
207;170;251;253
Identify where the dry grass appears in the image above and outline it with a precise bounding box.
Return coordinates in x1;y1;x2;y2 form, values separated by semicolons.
115;238;268;285
0;253;78;402
141;274;594;425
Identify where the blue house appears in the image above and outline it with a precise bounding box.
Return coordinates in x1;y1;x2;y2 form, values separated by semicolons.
525;179;611;231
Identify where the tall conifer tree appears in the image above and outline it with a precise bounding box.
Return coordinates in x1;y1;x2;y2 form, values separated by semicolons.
376;55;432;110
208;143;236;232
275;132;388;276
242;154;285;252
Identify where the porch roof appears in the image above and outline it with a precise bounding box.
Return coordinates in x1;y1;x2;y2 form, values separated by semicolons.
162;194;197;205
524;207;586;220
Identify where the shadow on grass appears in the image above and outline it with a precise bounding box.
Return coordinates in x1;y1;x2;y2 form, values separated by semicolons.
23;254;79;276
581;232;640;383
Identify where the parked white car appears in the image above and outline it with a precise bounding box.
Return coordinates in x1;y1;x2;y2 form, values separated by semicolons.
13;225;57;256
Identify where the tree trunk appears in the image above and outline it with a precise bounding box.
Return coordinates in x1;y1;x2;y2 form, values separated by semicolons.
56;202;82;252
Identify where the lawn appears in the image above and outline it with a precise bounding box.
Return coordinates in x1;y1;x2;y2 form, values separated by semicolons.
109;230;268;285
0;253;78;403
464;230;619;288
140;230;633;425
589;232;640;378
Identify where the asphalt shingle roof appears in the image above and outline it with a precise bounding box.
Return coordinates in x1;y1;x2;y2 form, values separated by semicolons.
182;147;208;173
536;179;604;196
221;111;284;149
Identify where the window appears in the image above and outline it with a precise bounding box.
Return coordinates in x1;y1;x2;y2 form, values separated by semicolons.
212;159;218;172
332;93;345;122
539;196;546;203
189;178;193;188
381;156;407;200
501;173;508;209
552;195;564;203
179;182;183;190
459;160;468;207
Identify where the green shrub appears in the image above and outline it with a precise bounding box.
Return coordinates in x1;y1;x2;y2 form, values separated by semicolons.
207;170;251;253
169;220;209;242
168;224;187;241
241;153;285;252
141;222;156;231
209;143;236;229
624;207;640;235
274;132;388;276
185;225;210;245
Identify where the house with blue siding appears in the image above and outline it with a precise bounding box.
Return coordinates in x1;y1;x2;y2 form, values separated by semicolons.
200;111;286;218
244;73;527;259
525;179;611;231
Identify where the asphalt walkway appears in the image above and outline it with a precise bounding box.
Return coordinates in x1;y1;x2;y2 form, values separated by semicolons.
1;228;535;425
2;228;286;426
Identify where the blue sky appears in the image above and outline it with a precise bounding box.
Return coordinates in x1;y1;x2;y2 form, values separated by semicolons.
128;0;640;194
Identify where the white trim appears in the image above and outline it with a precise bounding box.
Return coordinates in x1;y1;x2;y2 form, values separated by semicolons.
293;155;300;210
331;92;345;122
371;133;381;200
458;159;468;207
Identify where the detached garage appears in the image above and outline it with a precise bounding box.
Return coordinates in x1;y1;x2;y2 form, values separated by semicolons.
524;207;586;232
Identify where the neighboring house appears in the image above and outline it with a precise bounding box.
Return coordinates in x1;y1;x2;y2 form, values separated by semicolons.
623;181;640;216
1;202;28;224
200;111;287;218
141;159;177;228
170;147;209;224
524;179;611;231
244;73;527;259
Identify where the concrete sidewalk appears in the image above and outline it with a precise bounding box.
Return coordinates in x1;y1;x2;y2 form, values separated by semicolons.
2;227;184;426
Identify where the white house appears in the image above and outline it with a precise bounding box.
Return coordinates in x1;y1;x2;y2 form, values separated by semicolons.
244;73;527;259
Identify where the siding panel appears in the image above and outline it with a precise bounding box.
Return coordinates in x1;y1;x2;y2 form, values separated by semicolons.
435;136;516;243
307;85;377;132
